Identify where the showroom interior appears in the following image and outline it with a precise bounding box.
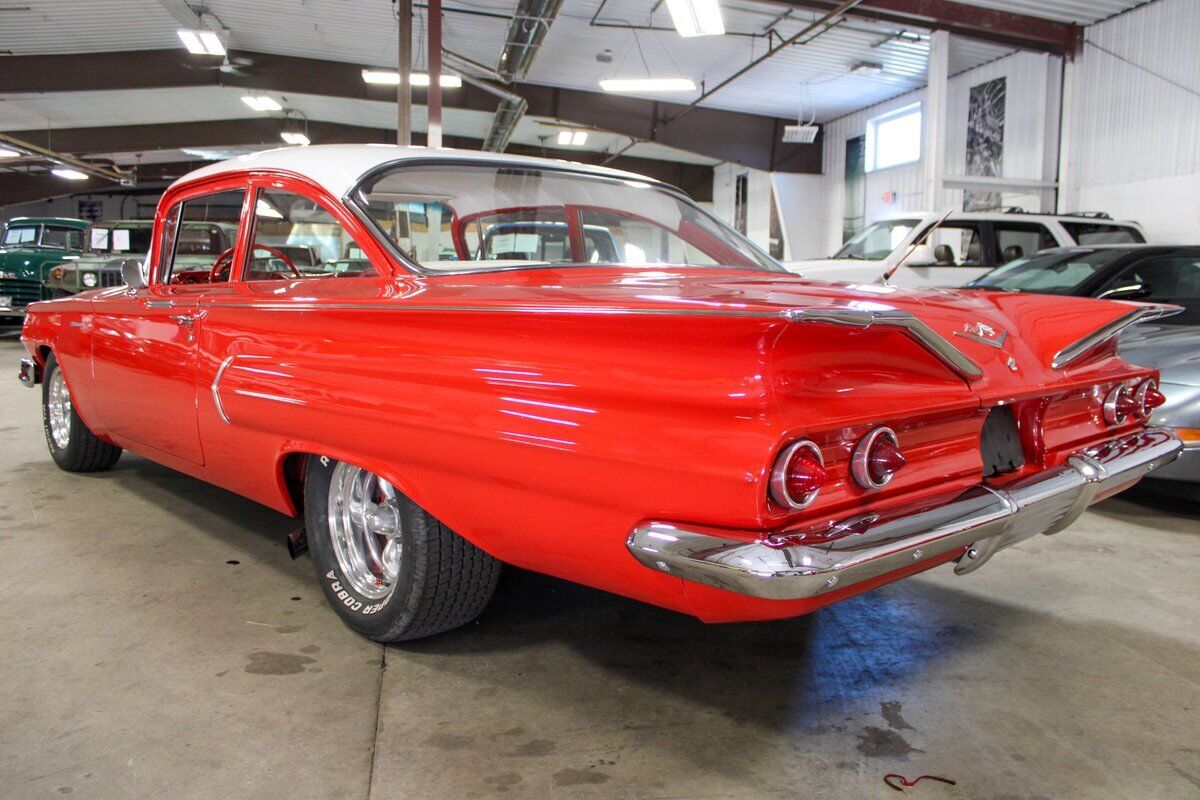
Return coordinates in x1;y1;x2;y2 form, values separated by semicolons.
2;0;1199;798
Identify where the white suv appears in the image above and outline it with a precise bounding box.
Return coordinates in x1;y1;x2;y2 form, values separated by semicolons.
787;210;1147;288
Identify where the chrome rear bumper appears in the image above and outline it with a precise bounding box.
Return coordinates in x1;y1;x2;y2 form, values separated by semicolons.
627;428;1181;601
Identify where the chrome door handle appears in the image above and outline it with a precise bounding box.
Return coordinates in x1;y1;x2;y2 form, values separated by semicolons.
169;314;195;329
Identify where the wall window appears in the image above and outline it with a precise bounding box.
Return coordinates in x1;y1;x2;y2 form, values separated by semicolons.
865;103;922;172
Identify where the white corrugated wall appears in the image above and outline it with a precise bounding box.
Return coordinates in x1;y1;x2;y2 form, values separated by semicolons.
812;51;1063;254
1065;0;1200;240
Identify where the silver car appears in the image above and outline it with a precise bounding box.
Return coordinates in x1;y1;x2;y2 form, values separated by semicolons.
970;244;1200;484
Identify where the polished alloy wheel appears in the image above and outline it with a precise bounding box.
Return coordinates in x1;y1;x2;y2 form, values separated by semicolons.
47;368;73;450
327;461;403;600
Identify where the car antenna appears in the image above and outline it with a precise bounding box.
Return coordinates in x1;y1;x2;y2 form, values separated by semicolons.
875;208;955;285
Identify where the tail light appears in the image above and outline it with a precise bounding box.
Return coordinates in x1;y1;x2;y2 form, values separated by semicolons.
1134;379;1165;418
852;426;906;489
1104;379;1164;425
770;440;826;509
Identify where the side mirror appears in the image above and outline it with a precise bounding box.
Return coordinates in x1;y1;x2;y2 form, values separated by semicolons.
1098;283;1150;300
121;259;146;289
904;243;937;267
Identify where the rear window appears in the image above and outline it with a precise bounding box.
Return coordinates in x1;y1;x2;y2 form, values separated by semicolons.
1061;222;1145;245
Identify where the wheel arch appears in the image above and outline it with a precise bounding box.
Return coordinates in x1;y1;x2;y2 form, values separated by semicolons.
273;443;441;528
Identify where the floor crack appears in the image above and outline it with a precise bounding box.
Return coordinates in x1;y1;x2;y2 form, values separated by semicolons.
366;644;386;800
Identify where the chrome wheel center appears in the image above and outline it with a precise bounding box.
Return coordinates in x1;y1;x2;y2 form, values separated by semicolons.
47;369;73;450
327;462;403;601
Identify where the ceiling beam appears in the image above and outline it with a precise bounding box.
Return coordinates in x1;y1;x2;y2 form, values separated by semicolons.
0;120;716;207
156;0;204;29
771;0;1083;55
0;49;820;173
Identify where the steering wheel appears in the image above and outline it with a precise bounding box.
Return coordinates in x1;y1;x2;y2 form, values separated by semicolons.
208;245;301;283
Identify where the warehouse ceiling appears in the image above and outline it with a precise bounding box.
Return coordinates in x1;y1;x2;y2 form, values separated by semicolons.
0;0;1152;205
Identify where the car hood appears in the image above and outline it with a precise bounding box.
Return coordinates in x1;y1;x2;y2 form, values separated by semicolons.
1119;324;1200;387
422;267;1155;399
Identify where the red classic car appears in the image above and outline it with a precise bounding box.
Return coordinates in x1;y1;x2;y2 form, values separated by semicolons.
17;145;1183;642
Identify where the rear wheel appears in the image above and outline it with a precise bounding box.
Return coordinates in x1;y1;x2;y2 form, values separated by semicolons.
304;455;501;642
42;353;122;472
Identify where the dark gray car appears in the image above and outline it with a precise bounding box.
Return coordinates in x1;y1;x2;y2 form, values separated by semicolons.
970;245;1200;485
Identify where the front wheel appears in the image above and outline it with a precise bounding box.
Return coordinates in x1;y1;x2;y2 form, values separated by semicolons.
304;455;501;642
42;352;122;472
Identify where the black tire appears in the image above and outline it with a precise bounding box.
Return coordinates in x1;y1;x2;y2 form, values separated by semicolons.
42;352;122;472
304;455;501;642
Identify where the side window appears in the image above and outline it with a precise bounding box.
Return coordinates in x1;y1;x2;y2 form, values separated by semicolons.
926;224;986;266
163;189;245;285
1104;257;1200;302
1062;222;1145;245
42;226;83;252
994;223;1057;264
245;188;377;280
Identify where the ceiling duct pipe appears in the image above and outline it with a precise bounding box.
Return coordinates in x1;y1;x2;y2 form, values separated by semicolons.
481;0;562;151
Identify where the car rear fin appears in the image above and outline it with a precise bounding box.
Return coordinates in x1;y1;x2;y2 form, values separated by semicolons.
1051;303;1183;370
782;306;984;382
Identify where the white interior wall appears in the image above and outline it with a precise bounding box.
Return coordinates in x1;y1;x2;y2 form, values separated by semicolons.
712;162;781;256
812;51;1063;256
771;173;825;260
1065;0;1200;242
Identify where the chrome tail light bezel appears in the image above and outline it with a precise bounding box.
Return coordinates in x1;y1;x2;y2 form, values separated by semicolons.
851;426;902;490
769;439;825;510
1133;378;1160;419
1103;384;1130;426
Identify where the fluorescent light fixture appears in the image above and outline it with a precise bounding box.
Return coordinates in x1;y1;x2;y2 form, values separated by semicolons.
599;78;696;93
556;130;588;146
280;132;310;146
361;69;462;88
665;0;724;37
242;95;282;112
177;28;225;56
0;147;20;158
52;168;88;180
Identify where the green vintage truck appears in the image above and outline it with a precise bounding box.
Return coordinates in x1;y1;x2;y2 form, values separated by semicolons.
0;217;89;320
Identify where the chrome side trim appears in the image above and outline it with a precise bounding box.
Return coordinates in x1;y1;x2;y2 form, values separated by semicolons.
782;306;984;381
626;427;1182;601
1052;304;1183;369
211;355;235;425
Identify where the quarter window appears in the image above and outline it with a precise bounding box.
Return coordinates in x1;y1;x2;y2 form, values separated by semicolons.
1061;221;1145;245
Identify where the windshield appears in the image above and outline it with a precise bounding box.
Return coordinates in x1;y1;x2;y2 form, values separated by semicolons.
3;224;39;246
832;219;921;260
90;225;153;254
352;163;781;274
970;249;1125;294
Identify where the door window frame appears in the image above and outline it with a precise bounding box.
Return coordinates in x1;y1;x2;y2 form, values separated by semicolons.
232;174;394;283
151;174;253;288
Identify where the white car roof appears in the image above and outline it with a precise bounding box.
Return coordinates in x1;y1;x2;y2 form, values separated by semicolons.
173;144;660;200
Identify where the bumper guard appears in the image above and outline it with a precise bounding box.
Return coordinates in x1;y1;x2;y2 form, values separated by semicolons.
627;428;1181;600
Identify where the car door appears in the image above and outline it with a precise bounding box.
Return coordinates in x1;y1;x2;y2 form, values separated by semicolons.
90;180;249;465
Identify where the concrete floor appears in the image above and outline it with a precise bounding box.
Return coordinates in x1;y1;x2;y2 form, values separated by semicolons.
1;331;1199;800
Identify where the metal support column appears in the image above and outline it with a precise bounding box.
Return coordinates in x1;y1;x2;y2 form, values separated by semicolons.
397;0;412;145
427;0;443;148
